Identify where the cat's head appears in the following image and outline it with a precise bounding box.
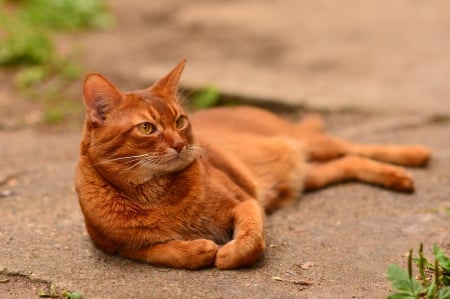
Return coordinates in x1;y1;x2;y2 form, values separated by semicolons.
81;59;201;184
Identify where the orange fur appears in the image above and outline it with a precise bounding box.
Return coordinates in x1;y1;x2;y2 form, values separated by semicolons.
76;59;431;270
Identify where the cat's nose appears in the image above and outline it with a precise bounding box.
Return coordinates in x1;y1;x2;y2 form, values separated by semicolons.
172;141;185;153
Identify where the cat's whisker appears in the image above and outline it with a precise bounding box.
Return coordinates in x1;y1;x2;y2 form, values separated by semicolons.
101;144;203;175
119;155;162;175
177;87;193;106
119;159;148;175
96;153;157;165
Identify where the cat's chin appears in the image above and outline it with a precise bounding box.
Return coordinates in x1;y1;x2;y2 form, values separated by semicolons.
140;153;197;179
161;156;194;173
119;147;201;184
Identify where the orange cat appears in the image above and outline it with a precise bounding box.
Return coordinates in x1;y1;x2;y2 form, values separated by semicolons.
75;59;431;270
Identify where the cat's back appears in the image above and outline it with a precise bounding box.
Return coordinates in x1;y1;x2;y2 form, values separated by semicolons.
190;106;302;159
190;106;294;138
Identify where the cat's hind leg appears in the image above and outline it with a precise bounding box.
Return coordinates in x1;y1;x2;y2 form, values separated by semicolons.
304;155;415;192
299;133;431;166
348;144;431;167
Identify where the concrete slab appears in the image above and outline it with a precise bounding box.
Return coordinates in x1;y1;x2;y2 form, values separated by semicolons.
75;0;450;115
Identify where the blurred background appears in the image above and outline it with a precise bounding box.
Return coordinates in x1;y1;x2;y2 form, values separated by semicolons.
1;0;449;128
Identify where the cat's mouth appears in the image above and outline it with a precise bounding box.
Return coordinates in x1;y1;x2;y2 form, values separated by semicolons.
114;145;201;177
153;149;197;172
163;153;184;165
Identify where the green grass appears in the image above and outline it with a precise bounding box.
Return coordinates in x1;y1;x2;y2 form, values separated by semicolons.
0;0;113;125
21;0;112;31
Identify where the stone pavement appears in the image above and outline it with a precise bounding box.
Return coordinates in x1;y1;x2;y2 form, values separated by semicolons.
1;1;449;298
78;0;450;115
1;114;449;299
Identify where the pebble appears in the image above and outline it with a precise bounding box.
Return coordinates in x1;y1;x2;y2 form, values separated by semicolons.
0;190;12;197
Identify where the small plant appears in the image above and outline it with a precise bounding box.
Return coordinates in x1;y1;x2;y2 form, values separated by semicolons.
38;282;83;298
387;244;450;299
191;85;221;109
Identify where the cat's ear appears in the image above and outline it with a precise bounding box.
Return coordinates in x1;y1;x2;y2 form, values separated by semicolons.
83;73;122;125
149;59;186;98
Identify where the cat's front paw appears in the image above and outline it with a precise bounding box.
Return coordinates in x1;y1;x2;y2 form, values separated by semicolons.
184;239;219;270
214;237;265;270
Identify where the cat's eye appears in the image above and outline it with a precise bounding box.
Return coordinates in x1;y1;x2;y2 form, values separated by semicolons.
175;115;188;130
137;122;156;135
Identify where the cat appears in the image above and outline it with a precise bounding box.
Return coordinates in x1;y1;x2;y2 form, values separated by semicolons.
75;59;431;270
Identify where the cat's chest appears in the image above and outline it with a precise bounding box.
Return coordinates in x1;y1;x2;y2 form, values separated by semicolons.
134;202;233;245
130;179;236;243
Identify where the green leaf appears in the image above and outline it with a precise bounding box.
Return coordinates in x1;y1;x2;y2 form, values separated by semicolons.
410;279;424;296
61;290;84;299
387;264;424;296
443;274;450;286
388;265;414;293
439;287;450;299
426;282;437;299
69;292;83;299
434;245;450;271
